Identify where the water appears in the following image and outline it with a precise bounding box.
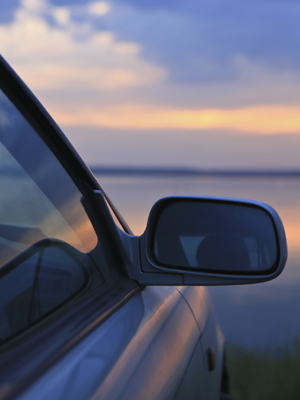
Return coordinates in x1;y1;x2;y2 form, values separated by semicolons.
97;175;300;348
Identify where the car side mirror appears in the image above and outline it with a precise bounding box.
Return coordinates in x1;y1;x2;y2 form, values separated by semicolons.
133;197;287;285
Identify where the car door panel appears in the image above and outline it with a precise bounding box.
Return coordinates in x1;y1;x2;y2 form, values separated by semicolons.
200;311;225;400
176;286;224;400
175;286;210;332
17;286;208;400
173;340;208;400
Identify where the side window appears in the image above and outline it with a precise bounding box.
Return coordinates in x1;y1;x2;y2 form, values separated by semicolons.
0;90;103;341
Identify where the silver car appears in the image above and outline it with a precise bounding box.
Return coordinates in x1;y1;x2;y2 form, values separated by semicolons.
0;55;287;400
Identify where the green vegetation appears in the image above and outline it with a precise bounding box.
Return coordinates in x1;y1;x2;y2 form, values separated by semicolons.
227;339;300;400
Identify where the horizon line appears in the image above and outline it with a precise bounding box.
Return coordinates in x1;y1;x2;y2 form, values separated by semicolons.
90;166;300;178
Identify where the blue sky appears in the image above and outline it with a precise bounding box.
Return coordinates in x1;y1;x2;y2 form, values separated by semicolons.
1;0;300;168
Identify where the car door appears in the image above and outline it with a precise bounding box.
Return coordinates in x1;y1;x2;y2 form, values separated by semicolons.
0;56;215;400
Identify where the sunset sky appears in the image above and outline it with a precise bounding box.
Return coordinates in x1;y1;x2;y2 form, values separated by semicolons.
1;0;300;169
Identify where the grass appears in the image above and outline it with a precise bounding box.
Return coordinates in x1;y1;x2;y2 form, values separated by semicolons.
226;338;300;400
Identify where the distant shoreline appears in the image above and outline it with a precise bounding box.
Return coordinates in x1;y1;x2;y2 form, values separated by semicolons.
90;166;300;178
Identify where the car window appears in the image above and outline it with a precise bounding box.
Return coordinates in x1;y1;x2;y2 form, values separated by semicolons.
0;89;104;341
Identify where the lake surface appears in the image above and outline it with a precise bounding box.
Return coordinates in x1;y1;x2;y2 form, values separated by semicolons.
97;174;300;348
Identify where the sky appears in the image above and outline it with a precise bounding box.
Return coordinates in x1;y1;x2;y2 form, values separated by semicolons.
1;0;300;169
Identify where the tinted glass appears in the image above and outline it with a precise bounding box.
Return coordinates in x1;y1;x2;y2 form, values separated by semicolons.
0;240;88;340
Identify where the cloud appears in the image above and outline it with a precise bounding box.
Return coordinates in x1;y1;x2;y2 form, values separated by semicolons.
11;0;299;85
87;1;110;16
101;0;300;84
2;0;300;106
2;0;300;147
0;0;166;92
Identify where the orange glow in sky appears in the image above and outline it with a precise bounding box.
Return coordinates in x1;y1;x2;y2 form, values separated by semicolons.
54;104;300;134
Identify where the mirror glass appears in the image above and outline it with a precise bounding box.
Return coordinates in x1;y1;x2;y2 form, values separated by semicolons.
152;200;278;273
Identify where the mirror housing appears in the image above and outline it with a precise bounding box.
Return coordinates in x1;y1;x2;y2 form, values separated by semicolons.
134;196;287;285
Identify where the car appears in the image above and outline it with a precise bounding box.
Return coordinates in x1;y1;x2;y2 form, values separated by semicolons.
0;55;287;400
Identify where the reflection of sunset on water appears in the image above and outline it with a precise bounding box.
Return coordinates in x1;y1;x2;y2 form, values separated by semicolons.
126;201;300;269
124;211;148;237
274;212;300;257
